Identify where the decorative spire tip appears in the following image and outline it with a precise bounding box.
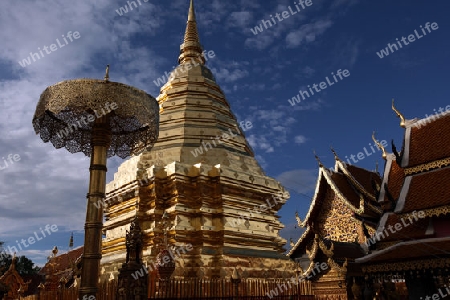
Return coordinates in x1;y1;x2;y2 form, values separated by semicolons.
330;146;340;161
391;98;406;128
104;65;110;82
313;150;323;167
372;131;387;160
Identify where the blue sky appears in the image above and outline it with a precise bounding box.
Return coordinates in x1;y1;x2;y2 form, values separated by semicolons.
0;0;449;266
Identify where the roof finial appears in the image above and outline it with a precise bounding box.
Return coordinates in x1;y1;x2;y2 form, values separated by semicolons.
313;150;323;167
178;0;205;65
295;211;302;227
392;99;406;128
104;65;110;82
330;146;340;161
372;131;387;160
69;232;74;248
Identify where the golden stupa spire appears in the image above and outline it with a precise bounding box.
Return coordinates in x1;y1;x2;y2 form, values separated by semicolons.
372;131;387;160
392;99;406;128
178;0;205;65
188;0;195;21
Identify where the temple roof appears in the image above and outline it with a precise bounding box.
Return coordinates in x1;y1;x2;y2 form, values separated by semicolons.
359;104;450;268
377;105;450;213
287;160;381;258
40;246;83;277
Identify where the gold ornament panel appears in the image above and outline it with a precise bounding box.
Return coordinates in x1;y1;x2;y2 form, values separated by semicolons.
317;189;361;243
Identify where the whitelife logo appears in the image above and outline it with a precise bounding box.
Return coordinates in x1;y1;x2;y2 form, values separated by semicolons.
0;154;21;171
288;69;350;106
365;211;425;247
250;0;313;35
5;224;59;255
56;102;118;139
131;244;193;280
376;22;439;59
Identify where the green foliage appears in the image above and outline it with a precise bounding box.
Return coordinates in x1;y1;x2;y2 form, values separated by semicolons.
0;241;41;276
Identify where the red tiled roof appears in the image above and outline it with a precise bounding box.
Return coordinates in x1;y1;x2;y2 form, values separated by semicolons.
402;167;450;213
40;247;83;275
302;166;381;229
357;237;450;264
383;160;405;203
378;213;429;242
408;113;450;167
346;164;381;197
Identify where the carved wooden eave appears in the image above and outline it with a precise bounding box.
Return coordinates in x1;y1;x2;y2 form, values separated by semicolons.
404;156;450;176
286;227;311;257
407;204;450;219
301;235;322;278
318;238;334;257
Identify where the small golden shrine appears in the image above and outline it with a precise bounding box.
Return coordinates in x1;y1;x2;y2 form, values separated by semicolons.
0;254;30;300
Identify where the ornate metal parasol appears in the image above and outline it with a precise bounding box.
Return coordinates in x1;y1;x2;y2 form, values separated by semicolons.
32;66;159;299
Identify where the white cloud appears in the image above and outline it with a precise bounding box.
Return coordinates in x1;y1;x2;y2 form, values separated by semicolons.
247;134;274;153
286;19;334;48
0;0;168;253
212;67;249;83
294;135;307;144
276;169;318;195
228;11;253;28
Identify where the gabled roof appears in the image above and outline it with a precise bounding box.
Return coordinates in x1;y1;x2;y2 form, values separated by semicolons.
299;166;379;228
288;162;382;259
